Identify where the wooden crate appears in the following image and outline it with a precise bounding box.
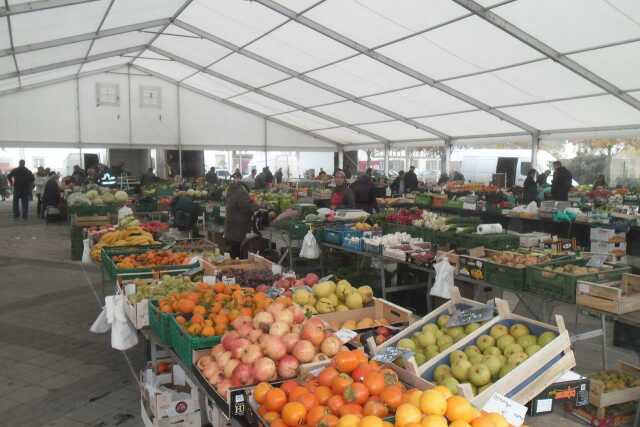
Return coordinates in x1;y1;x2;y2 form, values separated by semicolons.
201;252;274;276
313;297;413;331
421;303;575;408
72;214;111;227
589;361;640;418
577;274;640;314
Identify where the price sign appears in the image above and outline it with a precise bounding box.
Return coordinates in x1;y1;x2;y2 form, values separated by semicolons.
335;329;358;343
482;393;527;426
271;264;283;275
371;346;413;364
222;276;235;286
586;254;607;268
448;303;495;327
203;276;216;284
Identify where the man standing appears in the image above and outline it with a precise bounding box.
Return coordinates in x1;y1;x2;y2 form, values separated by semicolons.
140;168;158;186
404;165;418;192
8;160;34;220
205;167;218;186
275;168;283;184
551;161;572;201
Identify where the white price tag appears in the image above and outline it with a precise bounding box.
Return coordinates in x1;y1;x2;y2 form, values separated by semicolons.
222;276;235;286
124;283;136;295
482;393;527;427
271;264;283;275
335;329;358;343
203;275;217;284
577;283;590;294
586;254;607;268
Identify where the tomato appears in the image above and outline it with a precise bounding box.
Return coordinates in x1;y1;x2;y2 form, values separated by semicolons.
331;373;354;395
363;372;385;396
254;382;272;405
343;383;369;405
338;403;363;417
318;367;339;387
327;395;345;415
380;384;404;410
363;400;388;417
281;401;307;427
265;388;287;412
263;412;280;424
317;414;338;427
334;351;359;373
351;363;372;382
380;368;399;386
306;405;331;427
294;392;319;411
314;386;332;405
352;349;368;365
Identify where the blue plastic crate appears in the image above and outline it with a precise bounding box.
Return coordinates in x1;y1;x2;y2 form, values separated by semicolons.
342;237;363;252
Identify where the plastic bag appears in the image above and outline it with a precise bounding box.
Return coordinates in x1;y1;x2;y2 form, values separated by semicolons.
111;294;138;350
89;306;110;333
431;258;455;299
118;206;133;222
82;238;92;265
299;230;320;259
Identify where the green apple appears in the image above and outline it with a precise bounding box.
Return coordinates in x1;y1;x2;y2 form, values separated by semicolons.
435;329;445;339
483;346;502;357
450;350;468;365
490;324;509;340
508;351;529;366
525;345;541;356
422;323;440;335
465;322;481;334
538;331;557;347
499;363;516;379
417;331;436;348
482;355;503;379
464;345;482;359
468;364;492;387
498;355;507;366
510;323;530;338
447;327;466;341
398;338;416;352
439;376;459;394
437;334;454;351
516;334;537;349
434;364;452;383
425;344;440;359
437;314;450;328
503;343;524;357
451;359;472;382
411;335;421;346
469;354;484;365
476;335;496;352
415;352;426;366
496;335;515;351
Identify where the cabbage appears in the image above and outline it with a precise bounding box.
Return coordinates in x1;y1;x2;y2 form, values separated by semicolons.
67;192;91;207
102;192;115;203
93;196;104;205
85;190;99;200
114;191;128;202
187;189;196;197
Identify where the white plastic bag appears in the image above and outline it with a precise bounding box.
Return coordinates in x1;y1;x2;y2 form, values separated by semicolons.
299;230;320;259
111;294;138;350
431;258;455;299
82;238;92;265
90;306;110;333
118;206;133;222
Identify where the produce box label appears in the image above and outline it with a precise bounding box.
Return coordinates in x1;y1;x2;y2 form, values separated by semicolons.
372;346;412;364
335;329;358;343
482;393;527;426
447;303;494;327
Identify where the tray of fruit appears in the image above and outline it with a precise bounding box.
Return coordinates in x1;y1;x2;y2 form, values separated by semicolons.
588;361;640;417
292;279;375;316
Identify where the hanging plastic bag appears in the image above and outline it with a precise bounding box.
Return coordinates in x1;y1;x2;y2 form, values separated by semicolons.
89;306;111;334
111;294;138;350
118;206;134;222
431;257;455;299
82;238;92;265
299;230;320;259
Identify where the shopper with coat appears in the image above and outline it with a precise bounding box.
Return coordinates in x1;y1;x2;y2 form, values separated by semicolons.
551;161;573;201
8;160;34;220
523;169;538;205
34;167;48;218
351;174;377;213
404;166;419;192
224;171;255;259
329;171;355;209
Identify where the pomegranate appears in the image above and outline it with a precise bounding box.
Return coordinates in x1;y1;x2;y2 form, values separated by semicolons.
262;335;287;361
236;323;253;338
231;315;252;330
281;333;300;353
291;324;303;335
230;338;251;359
292;340;316;363
196;355;212;371
275;309;293;326
209;344;225;358
277;355;300;379
247;328;264;344
240;344;263;364
223;359;240;379
269;321;290;337
304;273;319;286
252;312;274;332
231;363;254;386
320;335;341;357
253;357;277;382
290;305;306;324
215;351;232;367
221;331;240;351
208;372;224;386
302;321;325;347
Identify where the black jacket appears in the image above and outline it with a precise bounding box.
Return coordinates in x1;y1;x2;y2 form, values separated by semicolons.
351;176;377;213
264;170;274;184
224;183;254;242
551;167;572;201
275;171;283;184
42;178;61;207
8;166;34;194
404;170;418;192
205;171;218;185
523;176;538;204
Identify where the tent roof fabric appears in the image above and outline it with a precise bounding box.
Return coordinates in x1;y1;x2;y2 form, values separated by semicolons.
1;0;640;147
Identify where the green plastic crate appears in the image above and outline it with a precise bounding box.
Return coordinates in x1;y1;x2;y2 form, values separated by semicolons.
169;316;221;364
69;204;117;216
526;258;631;303
101;245;196;283
148;300;174;345
70;226;84;261
484;263;527;291
415;194;432;207
466;233;520;250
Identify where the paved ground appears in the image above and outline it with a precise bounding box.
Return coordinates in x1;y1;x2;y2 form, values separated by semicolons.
0;199;637;426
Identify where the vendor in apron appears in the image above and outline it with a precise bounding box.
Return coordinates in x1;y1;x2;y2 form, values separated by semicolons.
329;171;355;209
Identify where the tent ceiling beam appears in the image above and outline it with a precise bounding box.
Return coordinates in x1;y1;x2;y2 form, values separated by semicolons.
0;0;101;17
131;63;343;148
147;46;389;143
254;0;539;134
173;20;450;140
3;1;21;87
452;0;640;113
0;18;170;58
76;0;115;77
0;44;145;80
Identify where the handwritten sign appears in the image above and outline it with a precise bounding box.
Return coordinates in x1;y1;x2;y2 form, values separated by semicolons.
203;276;216;284
222;276;235;285
335;329;358;343
482;393;527;427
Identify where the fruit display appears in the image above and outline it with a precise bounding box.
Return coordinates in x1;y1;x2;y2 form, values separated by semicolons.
329;319;392;331
427;322;557;396
175;188;208;199
541;263;612;276
249;349;509;427
128;275;196;303
292;279;374;315
112;249;191;269
90;225;158;261
140;221;169;234
486;251;551;268
195;307;346;397
589;369;640;391
396;315;482;368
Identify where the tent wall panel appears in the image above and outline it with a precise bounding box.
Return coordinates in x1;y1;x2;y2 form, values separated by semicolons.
79;72;130;144
0;80;78;143
130;75;179;145
179;89;265;147
265;121;335;151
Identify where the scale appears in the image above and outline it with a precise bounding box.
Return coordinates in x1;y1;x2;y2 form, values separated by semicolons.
334;209;369;222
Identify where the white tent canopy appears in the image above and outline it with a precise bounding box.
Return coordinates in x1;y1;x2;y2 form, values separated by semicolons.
1;0;640;150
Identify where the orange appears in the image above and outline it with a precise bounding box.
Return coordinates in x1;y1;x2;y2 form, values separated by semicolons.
263;412;280;424
395;403;422;427
358;415;384;427
420;415;448;427
265;388;287;413
431;385;453;400
336;414;361;427
419;390;447;416
307;406;331;427
379;384;403;410
281;401;307;427
484;413;508;427
449;421;472;427
177;299;195;313
470;416;497;427
402;389;422;408
315;386;332;405
254;382;272;405
445;396;475;423
335;351;359;373
318;414;339;427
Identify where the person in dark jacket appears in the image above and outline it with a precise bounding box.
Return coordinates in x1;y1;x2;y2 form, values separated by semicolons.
8;160;34;220
71;165;86;186
593;174;607;189
551;161;572;201
42;174;61;210
404;166;419;192
390;171;405;195
253;171;267;190
171;195;203;237
225;172;255;259
275;168;283;184
351;174;377;213
330;171;355;209
205;167;218;186
537;170;550;186
140;168;158;186
263;167;273;185
437;173;449;186
523;169;538;205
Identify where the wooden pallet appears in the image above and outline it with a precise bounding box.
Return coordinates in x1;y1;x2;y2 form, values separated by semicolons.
589;361;640;418
577;274;640;314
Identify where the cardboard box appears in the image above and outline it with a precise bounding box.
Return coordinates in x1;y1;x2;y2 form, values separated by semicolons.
528;371;589;416
141;401;201;427
590;227;619;242
141;364;200;421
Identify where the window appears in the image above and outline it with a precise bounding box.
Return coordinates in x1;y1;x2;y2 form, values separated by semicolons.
32;157;45;168
96;83;120;106
140;86;162;109
520;161;531;175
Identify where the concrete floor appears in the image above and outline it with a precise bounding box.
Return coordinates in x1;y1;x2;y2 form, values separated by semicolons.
0;200;637;426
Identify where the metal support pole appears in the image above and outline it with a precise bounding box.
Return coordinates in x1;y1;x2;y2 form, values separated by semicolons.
264;119;268;168
177;84;182;177
338;150;344;170
441;140;452;176
127;64;132;145
75;77;82;166
531;132;540;170
383;143;390;176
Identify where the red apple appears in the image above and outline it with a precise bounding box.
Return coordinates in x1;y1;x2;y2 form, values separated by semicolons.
262;335;287;361
240;344;263;365
292;340;316;363
253;357;277;382
277;355;300;379
222;331;240;351
230;338;251;359
223;359;240;379
231;363;254;386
